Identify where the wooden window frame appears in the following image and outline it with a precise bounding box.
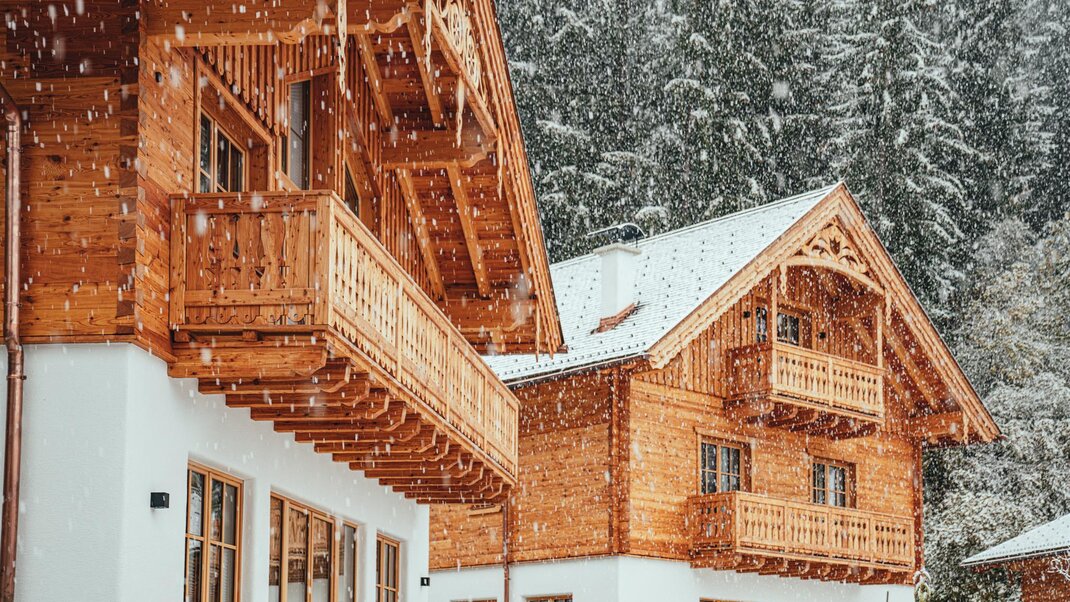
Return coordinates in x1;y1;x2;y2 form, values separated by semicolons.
811;458;855;508
198;111;247;194
376;534;401;602
194;56;271;192
270;493;354;602
185;462;244;602
525;596;573;602
697;436;749;495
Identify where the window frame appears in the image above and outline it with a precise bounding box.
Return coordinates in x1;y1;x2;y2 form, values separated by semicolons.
282;78;312;190
777;311;801;346
198;112;247;194
376;534;401;602
185;462;244;602
525;597;573;602
811;458;855;508
270;493;351;602
697;437;748;495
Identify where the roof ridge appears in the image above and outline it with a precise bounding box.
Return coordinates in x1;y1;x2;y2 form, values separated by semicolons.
550;183;840;269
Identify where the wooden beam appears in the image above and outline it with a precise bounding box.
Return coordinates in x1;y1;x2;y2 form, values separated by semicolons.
357;33;395;125
407;14;446;127
144;0;330;46
396;169;447;300
447;164;491;297
381;129;491;169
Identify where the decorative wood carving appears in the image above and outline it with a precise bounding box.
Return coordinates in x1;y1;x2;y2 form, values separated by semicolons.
800;222;872;280
439;0;483;95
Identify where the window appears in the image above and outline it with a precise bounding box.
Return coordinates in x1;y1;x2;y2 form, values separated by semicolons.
344;168;361;217
812;460;853;507
338;523;359;602
185;464;242;602
755;306;768;343
777;312;801;346
526;597;572;602
269;494;348;602
376;535;400;602
700;440;744;495
198;113;245;193
283;80;311;189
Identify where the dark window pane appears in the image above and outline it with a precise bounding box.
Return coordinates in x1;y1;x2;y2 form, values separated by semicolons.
726;475;740;492
207;544;221;602
755;307;768;342
186;539;203;602
231;147;243;192
223;484;237;545
288;508;308;600
813;463;826;490
339;526;356;602
312;517;332;602
199;116;212;176
221;548;236;602
189;471;205;536
813;488;826;505
269;498;282;599
217;135;231;192
702;471;716;494
210;479;223;541
288;81;310;188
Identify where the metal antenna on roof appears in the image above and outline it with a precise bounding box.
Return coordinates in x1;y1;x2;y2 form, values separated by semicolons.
586;222;646;245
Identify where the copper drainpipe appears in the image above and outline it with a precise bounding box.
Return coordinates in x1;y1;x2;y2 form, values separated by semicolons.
0;82;22;602
502;496;510;602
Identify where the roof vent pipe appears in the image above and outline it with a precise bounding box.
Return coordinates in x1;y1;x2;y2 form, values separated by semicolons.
588;223;645;325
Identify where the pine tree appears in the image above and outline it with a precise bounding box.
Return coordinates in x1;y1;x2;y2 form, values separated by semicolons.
826;0;972;321
926;218;1070;601
1028;0;1070;227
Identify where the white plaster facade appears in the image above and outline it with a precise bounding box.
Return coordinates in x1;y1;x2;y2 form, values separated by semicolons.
430;556;914;602
0;343;431;601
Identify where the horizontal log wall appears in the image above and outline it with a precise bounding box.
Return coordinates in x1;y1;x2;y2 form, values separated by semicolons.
430;371;614;569
625;378;917;560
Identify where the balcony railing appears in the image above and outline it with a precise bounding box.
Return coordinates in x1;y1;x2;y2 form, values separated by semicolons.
171;190;518;481
727;342;884;419
687;492;914;571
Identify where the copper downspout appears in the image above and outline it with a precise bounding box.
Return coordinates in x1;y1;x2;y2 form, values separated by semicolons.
0;82;22;602
502;497;510;602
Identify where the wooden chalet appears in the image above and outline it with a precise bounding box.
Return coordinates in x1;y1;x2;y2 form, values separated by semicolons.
963;513;1070;602
430;183;1001;600
0;0;561;505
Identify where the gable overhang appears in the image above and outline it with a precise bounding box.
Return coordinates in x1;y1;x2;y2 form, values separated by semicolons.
645;182;1001;444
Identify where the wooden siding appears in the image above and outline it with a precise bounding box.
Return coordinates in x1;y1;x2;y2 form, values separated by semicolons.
430;371;615;568
1020;559;1070;602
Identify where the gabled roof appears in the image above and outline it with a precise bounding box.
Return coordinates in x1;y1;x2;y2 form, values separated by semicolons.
486;181;999;443
485;184;837;381
962;513;1070;567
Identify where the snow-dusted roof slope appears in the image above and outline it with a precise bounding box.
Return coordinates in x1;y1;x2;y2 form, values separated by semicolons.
486;184;839;382
962;514;1070;567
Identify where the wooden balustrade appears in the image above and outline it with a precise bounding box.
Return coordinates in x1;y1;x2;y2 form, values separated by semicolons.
687;491;914;569
727;342;884;419
171;190;518;478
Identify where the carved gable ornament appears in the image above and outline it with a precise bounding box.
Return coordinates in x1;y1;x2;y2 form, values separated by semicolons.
783;220;883;296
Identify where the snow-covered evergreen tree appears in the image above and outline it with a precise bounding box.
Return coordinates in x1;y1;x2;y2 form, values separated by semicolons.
826;0;972;321
926;218;1070;601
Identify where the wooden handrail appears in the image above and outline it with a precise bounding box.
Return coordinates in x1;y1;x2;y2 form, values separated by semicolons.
687;491;914;567
727;341;884;417
171;190;518;477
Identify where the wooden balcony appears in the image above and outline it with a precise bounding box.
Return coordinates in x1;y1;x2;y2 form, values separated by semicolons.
169;191;518;503
725;342;884;438
687;492;914;583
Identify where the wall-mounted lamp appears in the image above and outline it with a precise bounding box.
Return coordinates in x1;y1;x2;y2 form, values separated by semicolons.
420;577;431;587
818;332;827;340
150;492;170;509
742;310;751;319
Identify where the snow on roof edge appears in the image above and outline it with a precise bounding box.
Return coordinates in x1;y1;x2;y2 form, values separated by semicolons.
961;513;1070;567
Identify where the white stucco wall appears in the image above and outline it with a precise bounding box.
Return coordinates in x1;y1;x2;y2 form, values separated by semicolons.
1;343;431;602
430;556;915;602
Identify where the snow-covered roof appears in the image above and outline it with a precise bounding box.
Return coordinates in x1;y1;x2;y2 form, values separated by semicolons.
962;514;1070;567
486;184;839;382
